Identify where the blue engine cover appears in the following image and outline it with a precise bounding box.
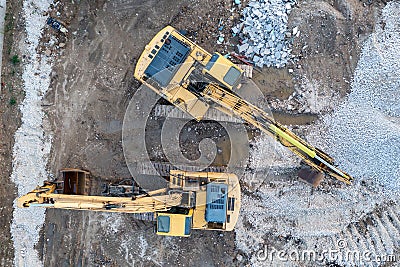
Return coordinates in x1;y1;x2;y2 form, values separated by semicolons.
205;183;228;223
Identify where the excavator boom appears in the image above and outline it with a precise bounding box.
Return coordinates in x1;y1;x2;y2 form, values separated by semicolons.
203;83;353;184
19;190;182;213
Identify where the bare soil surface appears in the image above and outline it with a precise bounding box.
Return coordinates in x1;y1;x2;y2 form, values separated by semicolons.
0;1;26;266
254;0;385;113
40;0;243;266
1;0;396;266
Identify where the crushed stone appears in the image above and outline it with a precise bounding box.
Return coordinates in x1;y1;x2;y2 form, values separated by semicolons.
235;2;400;265
309;1;400;197
233;0;298;68
10;1;53;266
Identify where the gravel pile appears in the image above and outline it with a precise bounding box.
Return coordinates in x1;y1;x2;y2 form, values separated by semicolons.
269;76;341;114
233;0;298;68
10;1;53;266
235;2;400;265
315;1;400;197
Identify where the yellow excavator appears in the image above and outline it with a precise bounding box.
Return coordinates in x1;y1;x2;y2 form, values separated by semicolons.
18;169;241;237
134;26;353;186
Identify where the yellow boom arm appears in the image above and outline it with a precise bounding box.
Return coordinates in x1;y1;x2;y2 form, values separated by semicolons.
18;182;181;213
203;83;353;184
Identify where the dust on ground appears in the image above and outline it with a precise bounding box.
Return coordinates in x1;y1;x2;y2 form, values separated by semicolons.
1;0;398;266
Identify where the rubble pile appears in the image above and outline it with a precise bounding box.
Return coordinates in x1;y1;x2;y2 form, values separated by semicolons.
269;77;341;114
233;0;298;68
235;3;400;265
11;1;53;266
317;1;400;195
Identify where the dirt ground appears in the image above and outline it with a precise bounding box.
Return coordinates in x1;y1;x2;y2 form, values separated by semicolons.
0;0;395;266
0;0;26;266
40;0;243;266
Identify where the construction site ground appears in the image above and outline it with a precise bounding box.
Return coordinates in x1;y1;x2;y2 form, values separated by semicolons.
1;0;399;266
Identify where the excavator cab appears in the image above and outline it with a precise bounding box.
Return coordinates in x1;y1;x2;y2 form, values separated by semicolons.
156;208;194;237
156;171;240;236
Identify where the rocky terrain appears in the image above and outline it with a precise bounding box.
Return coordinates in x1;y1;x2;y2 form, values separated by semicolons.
0;0;399;266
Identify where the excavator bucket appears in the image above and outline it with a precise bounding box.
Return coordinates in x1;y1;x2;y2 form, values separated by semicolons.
59;169;90;195
298;168;325;187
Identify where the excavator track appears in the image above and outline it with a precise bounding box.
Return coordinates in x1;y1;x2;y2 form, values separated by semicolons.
132;212;156;221
136;161;226;177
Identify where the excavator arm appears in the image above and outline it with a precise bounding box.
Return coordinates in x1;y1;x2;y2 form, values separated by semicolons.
202;83;353;184
18;182;182;213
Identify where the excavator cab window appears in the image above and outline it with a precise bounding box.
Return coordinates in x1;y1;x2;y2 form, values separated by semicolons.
205;54;219;71
184;217;191;235
157;216;171;233
156;211;193;237
223;67;241;87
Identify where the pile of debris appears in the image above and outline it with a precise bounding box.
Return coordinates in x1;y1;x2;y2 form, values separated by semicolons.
233;0;299;68
11;1;54;266
316;1;400;196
